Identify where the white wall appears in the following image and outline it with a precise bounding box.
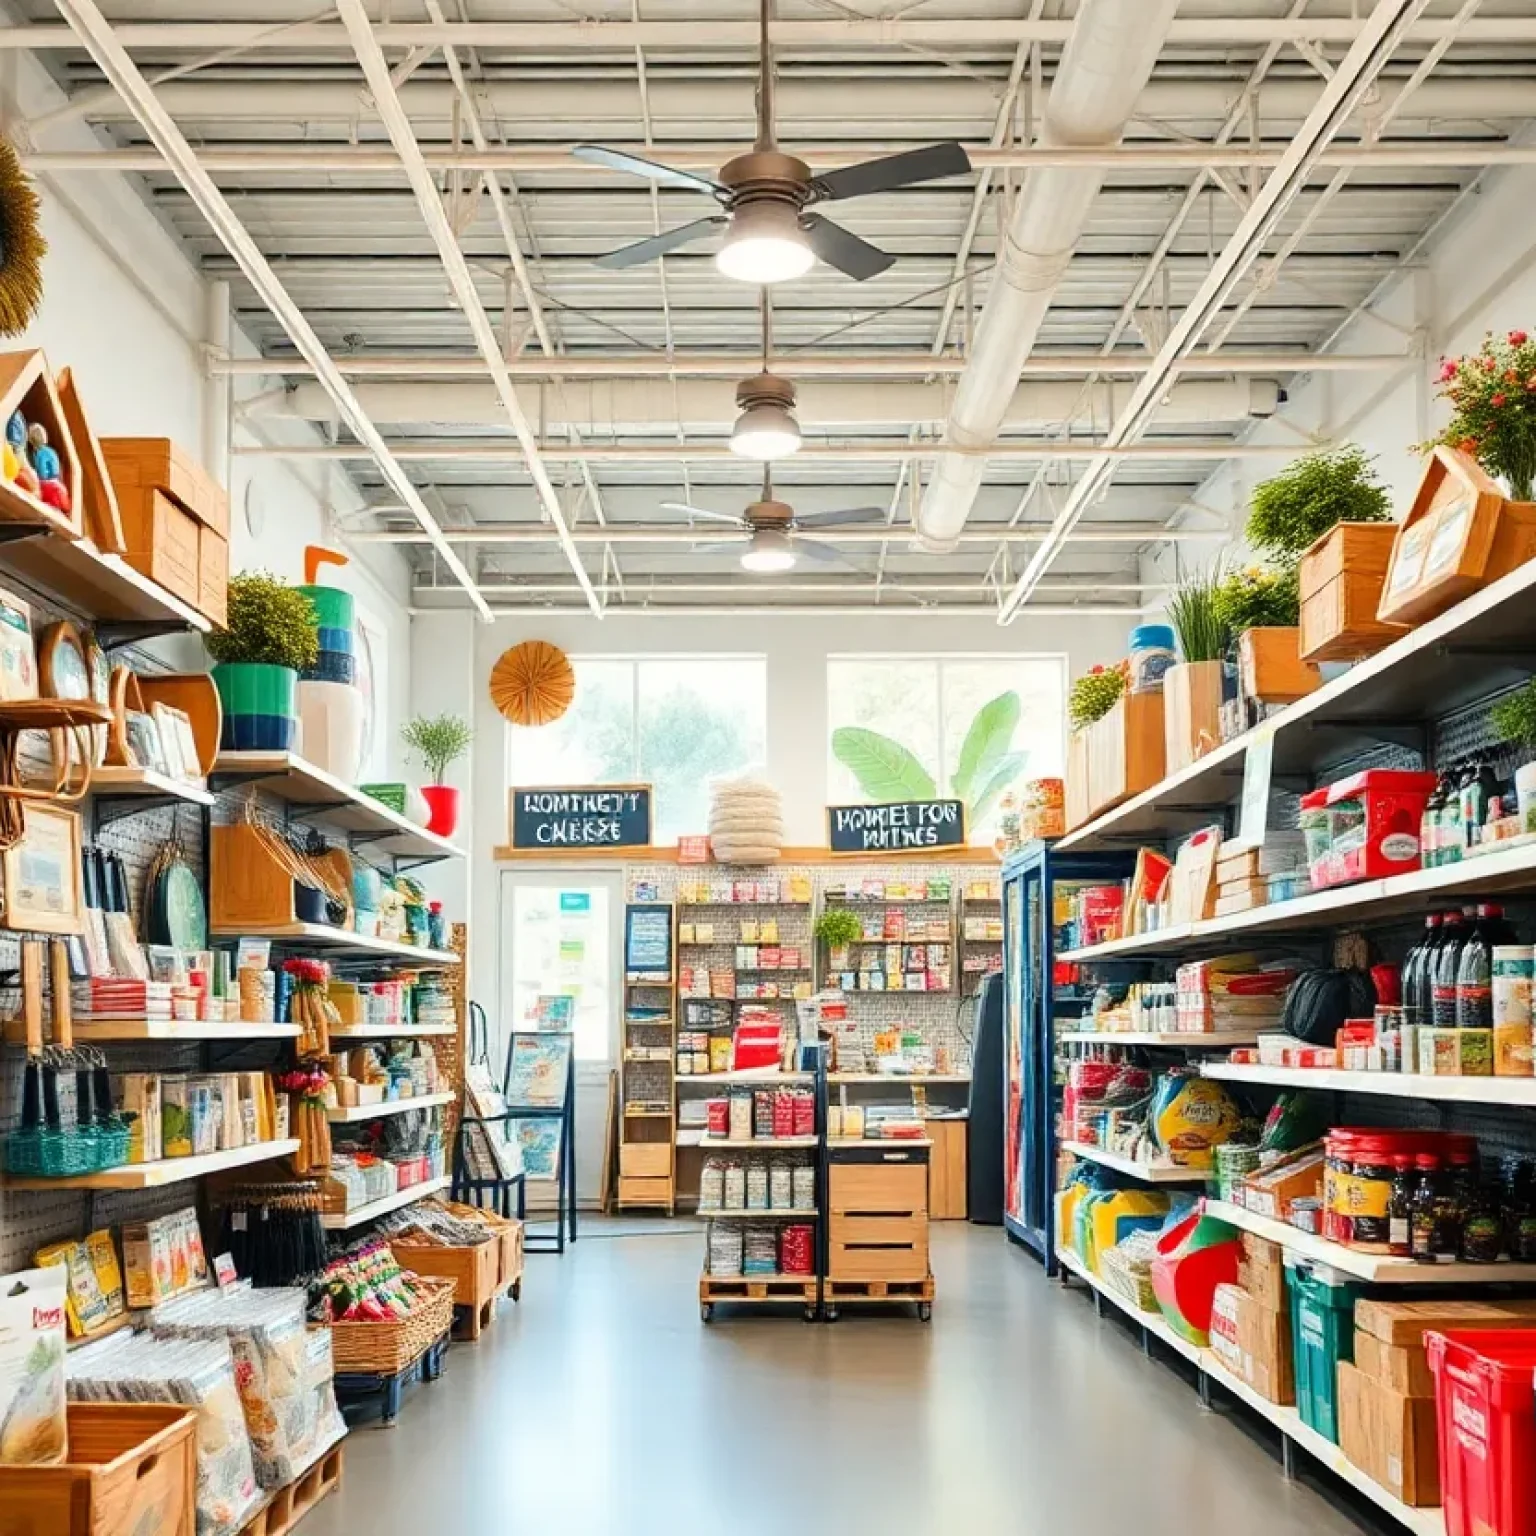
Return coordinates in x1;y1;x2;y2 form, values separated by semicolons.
455;607;1134;1020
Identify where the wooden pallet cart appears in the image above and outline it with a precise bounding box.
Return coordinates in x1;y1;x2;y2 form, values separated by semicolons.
824;1136;934;1321
236;1444;344;1536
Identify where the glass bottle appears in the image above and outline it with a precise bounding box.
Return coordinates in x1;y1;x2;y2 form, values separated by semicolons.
1402;914;1439;1031
1457;911;1494;1030
1503;1157;1536;1262
1388;1154;1415;1257
1410;1154;1465;1263
1422;777;1446;869
1431;910;1468;1029
1462;1182;1504;1263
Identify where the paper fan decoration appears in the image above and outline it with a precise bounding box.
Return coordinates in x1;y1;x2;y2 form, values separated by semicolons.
491;640;576;726
0;138;45;337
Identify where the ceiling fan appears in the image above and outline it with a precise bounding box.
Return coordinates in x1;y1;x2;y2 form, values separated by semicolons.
574;0;971;282
663;469;886;573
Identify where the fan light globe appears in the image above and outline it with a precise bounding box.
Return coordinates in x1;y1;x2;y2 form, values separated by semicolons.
740;527;797;573
730;403;802;461
716;202;815;284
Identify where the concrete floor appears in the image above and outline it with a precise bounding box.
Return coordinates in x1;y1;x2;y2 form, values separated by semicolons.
305;1222;1381;1536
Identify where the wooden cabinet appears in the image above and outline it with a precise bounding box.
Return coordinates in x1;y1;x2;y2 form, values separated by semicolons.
926;1119;968;1220
828;1142;930;1283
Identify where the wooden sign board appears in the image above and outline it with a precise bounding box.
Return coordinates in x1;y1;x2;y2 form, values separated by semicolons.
510;784;652;850
826;798;966;854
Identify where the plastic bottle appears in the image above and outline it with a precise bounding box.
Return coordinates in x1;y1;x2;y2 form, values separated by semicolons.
1431;909;1468;1028
1421;777;1446;869
1401;914;1439;1031
1457;910;1495;1030
1439;763;1467;864
1463;755;1501;851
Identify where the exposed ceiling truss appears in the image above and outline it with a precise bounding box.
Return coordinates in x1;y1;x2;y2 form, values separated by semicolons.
26;0;1530;619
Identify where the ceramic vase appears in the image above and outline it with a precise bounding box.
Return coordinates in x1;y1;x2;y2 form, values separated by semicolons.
211;663;297;751
421;784;460;839
296;679;365;782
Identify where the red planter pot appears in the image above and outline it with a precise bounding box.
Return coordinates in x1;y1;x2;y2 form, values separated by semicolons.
421;784;460;839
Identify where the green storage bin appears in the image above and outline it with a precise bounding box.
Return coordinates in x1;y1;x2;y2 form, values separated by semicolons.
1287;1260;1359;1443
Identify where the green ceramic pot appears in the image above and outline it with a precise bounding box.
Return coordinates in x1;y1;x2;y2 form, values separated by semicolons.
212;662;298;750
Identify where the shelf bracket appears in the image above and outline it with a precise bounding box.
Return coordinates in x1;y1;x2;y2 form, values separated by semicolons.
391;851;452;874
92;792;184;830
1437;643;1536;671
1306;717;1428;753
95;618;194;651
0;525;46;547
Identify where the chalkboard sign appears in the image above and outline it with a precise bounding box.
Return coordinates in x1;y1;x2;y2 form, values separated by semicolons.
827;798;967;853
625;902;674;979
510;784;652;849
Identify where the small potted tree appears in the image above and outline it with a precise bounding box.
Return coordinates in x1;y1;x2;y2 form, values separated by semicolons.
815;908;863;974
1214;565;1320;705
1491;680;1536;833
1164;567;1232;773
1246;445;1400;663
206;572;319;751
401;713;472;838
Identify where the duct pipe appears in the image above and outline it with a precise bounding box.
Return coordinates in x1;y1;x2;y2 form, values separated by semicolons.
915;0;1179;552
410;603;1149;619
256;377;1278;432
355;524;1222;546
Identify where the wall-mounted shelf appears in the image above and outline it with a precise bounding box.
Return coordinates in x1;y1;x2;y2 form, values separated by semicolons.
1062;1141;1208;1184
1205;1060;1536;1106
2;1017;302;1044
209;921;460;966
1;1138;300;1191
212;750;465;865
329;1023;456;1041
325;1090;455;1125
89;766;215;807
321;1174;452;1231
1057;1029;1263;1048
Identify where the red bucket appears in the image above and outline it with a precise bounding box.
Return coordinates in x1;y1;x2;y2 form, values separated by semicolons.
1427;1329;1536;1536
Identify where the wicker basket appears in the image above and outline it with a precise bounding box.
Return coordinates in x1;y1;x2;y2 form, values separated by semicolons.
320;1275;456;1376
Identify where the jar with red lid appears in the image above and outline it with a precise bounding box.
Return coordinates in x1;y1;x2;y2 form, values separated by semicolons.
1347;1135;1397;1250
1325;1131;1357;1244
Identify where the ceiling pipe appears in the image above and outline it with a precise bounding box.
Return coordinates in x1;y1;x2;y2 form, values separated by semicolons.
411;603;1151;619
356;524;1223;546
424;579;1168;595
914;0;1179;553
253;377;1278;432
210;350;1409;381
49;0;494;621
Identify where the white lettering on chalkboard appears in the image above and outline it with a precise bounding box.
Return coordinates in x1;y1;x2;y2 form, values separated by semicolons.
829;800;962;850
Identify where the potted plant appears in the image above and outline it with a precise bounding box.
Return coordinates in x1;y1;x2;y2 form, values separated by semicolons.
1246;445;1400;663
1426;330;1536;500
1491;680;1536;832
815;907;863;973
1214;565;1320;705
205;572;319;751
401;712;472;838
1163;566;1233;772
1068;664;1126;733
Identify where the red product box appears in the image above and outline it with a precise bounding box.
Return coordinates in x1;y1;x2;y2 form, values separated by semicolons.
1304;769;1438;890
772;1091;796;1137
707;1099;730;1135
732;1021;782;1070
780;1225;814;1274
1078;885;1125;945
792;1090;815;1137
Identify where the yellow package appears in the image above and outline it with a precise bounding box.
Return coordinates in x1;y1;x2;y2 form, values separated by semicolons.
85;1231;125;1318
1085;1190;1171;1273
34;1241;108;1338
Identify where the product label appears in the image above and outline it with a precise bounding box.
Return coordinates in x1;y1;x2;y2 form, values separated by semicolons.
1335;1170;1391;1219
1380;832;1420;862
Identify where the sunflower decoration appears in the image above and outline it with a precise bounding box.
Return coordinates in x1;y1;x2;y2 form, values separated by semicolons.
0;138;45;337
490;639;575;727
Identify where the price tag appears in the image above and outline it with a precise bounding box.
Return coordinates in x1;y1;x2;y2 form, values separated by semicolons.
213;1252;239;1292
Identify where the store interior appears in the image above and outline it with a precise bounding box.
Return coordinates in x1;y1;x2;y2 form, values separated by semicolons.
5;5;1536;1536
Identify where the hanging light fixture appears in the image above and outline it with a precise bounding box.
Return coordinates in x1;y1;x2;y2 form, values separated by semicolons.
740;526;797;573
730;291;802;460
715;200;814;285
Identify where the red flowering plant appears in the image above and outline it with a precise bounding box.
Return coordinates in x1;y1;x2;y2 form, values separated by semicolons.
1426;329;1536;499
275;1064;330;1103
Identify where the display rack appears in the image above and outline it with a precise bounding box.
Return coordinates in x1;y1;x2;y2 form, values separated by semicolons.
618;901;677;1212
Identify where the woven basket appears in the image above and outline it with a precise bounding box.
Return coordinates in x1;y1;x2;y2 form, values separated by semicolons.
321;1274;456;1376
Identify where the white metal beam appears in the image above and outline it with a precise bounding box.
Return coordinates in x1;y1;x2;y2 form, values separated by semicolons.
333;0;601;618
357;524;1224;546
997;0;1435;623
48;0;493;621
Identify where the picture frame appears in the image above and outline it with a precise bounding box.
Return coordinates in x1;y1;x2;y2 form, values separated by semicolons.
171;710;202;781
2;802;84;935
35;620;90;702
150;702;185;777
124;710;166;773
0;582;36;703
83;632;109;768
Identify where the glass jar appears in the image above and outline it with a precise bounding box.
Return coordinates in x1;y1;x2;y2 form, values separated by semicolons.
1410;1155;1462;1264
1387;1154;1414;1257
1127;624;1176;693
1348;1137;1396;1250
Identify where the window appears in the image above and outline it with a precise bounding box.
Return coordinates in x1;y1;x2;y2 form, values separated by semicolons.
827;654;1065;844
507;656;768;844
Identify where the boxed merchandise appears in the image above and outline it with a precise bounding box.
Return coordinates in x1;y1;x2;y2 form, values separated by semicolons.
1238;1234;1286;1310
1240;1146;1325;1221
1300;768;1437;890
34;1233;126;1341
121;1208;209;1309
112;1073;162;1163
1210;1282;1294;1404
1338;1361;1441;1506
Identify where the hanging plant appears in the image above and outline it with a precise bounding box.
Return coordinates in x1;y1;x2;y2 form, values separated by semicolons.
1423;330;1536;499
1167;567;1234;663
0;139;46;338
1213;566;1300;633
1246;445;1393;565
1068;663;1126;732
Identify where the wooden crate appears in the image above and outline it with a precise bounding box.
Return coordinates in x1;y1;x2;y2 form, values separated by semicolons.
1163;659;1224;776
617;1173;672;1208
101;436;229;536
389;1234;498;1311
498;1216;524;1299
237;1445;343;1536
927;1119;968;1220
0;350;83;540
1299;521;1406;662
829;1161;927;1213
0;1403;197;1536
829;1215;929;1282
619;1142;672;1179
1237;626;1320;704
199;526;229;628
1378;446;1536;626
115;488;200;608
1065;728;1091;831
1085;691;1165;819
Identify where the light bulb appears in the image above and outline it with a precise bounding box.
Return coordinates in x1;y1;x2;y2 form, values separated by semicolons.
716;203;815;284
730;403;802;460
740;528;798;573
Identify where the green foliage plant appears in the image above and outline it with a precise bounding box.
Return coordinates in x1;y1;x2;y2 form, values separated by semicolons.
402;713;473;783
1491;679;1536;754
1425;330;1536;499
1213;566;1300;633
205;571;320;671
1245;445;1392;565
814;908;864;949
1068;665;1125;732
1167;566;1234;663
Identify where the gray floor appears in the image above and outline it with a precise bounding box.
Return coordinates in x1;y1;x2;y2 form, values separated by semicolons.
305;1222;1378;1536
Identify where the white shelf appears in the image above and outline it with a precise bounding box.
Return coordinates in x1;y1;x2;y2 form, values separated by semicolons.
90;766;216;806
1062;1141;1209;1183
325;1090;455;1124
4;1017;301;1044
213;750;466;862
1204;1061;1536;1105
329;1023;456;1040
1058;547;1536;855
209;921;460;966
696;1136;820;1150
1204;1198;1536;1284
1056;1246;1442;1536
2;1139;300;1192
829;1072;972;1084
677;1068;815;1084
700;1208;819;1219
321;1174;452;1231
1057;1029;1263;1048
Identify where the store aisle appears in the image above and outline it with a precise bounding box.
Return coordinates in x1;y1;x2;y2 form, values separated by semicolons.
305;1224;1370;1536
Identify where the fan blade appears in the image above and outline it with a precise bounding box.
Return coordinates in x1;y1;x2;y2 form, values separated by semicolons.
573;143;725;198
792;506;886;528
690;540;744;554
659;501;749;525
594;217;726;269
811;141;973;202
791;539;859;567
802;215;895;281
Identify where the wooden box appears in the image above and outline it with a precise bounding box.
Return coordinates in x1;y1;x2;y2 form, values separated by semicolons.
618;1174;672;1207
389;1234;499;1310
1085;691;1165;819
1065;729;1091;831
134;673;221;776
211;822;300;928
116;489;200;608
101;437;229;537
620;1142;672;1179
198;526;229;627
829;1160;927;1214
1378;446;1536;626
1163;659;1224;775
1238;626;1320;704
927;1118;967;1220
1299;522;1407;662
498;1217;524;1295
0;351;83;541
829;1217;929;1282
0;1403;196;1536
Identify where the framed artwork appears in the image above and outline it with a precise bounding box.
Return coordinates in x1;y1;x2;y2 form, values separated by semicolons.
2;803;83;935
516;1117;563;1180
83;633;108;767
36;621;89;701
152;703;186;777
0;584;36;703
506;1032;572;1109
124;711;166;773
171;712;202;780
